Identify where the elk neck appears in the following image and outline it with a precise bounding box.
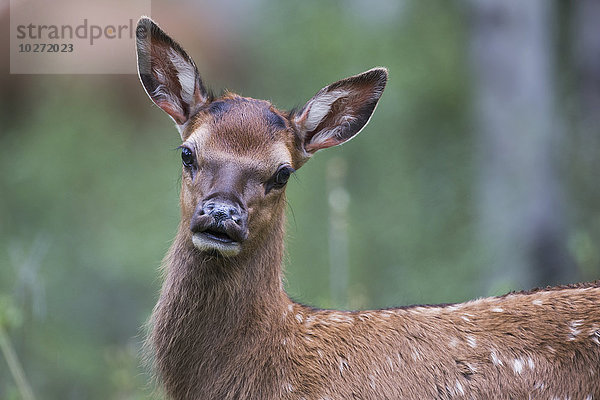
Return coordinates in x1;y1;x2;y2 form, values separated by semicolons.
150;200;292;396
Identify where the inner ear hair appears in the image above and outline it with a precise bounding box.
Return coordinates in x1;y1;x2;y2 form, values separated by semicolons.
136;17;212;132
294;68;388;154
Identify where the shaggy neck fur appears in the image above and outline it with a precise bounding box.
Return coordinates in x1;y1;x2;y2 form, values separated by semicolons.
150;210;292;399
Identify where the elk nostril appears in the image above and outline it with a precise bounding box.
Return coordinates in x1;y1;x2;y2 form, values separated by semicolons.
212;209;229;224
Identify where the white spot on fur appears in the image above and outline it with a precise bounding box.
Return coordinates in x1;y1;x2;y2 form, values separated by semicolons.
283;382;294;392
339;358;349;374
491;350;503;366
532;299;543;306
328;313;354;323
288;304;293;312
411;349;421;361
512;358;524;374
386;356;394;371
466;335;477;348
317;349;324;358
295;313;303;323
491;307;504;313
534;382;545;390
585;395;593;400
282;338;287;346
446;385;453;396
455;380;465;396
568;320;583;340
527;357;535;370
418;306;442;315
461;315;471;322
369;374;376;389
449;337;459;348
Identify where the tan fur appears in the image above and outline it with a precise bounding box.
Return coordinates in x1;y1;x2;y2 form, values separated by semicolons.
136;17;600;400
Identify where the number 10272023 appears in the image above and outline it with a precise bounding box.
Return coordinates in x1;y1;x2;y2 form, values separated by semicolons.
18;43;74;53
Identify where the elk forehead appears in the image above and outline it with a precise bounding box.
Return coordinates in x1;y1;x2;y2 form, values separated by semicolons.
184;127;293;174
183;96;293;166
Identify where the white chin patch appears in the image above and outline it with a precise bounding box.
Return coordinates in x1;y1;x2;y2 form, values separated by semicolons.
192;232;241;257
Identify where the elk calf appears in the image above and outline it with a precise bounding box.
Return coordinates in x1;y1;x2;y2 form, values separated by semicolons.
135;17;600;400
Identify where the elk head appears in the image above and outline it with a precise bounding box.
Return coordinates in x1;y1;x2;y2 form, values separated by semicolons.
136;17;387;258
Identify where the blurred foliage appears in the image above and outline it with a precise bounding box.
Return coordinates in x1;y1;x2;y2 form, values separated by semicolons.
246;1;478;308
0;0;598;398
0;296;22;331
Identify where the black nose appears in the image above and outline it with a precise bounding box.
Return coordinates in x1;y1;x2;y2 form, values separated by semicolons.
202;200;243;225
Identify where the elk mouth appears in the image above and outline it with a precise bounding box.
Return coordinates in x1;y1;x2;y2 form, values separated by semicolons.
191;223;243;257
202;228;234;244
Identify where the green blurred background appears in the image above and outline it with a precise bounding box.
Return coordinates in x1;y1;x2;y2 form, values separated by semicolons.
1;1;599;398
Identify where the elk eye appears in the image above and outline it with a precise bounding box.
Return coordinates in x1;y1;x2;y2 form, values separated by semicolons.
274;165;293;186
181;147;194;167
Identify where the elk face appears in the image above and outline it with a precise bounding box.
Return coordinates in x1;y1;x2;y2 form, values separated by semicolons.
136;17;387;257
178;98;296;257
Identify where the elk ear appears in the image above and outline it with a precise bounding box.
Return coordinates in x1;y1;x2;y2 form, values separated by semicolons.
136;17;211;136
292;68;387;155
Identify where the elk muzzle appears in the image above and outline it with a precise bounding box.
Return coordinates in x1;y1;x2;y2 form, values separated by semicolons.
190;198;248;257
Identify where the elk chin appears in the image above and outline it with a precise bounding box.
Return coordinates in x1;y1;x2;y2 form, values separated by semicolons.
192;232;242;257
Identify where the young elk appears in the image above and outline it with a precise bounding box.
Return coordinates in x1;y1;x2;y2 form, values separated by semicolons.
136;17;600;400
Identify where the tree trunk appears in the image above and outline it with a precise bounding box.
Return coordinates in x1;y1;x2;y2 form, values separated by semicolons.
570;0;600;278
468;0;576;291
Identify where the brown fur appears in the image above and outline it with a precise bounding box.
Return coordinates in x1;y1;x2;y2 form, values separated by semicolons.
136;17;600;400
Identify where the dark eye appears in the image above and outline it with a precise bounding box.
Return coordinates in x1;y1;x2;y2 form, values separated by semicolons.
274;165;293;187
181;147;194;167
